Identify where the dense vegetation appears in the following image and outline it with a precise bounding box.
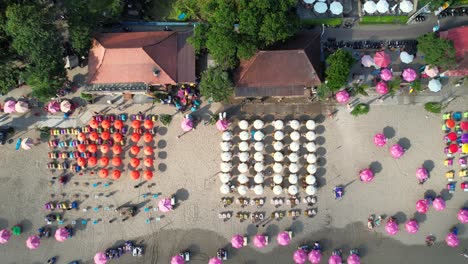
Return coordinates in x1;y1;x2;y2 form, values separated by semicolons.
417;33;457;69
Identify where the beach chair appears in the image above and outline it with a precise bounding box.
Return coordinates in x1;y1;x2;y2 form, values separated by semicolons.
442;125;450;133
446;171;455;181
459;169;467;179
464;112;468;119
461;182;468;192
444;158;454;166
447;182;456;193
443;113;451;120
459;157;467;168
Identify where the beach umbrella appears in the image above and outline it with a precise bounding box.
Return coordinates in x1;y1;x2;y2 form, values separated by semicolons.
89;119;99;129
88;157;97;166
130;158;140;167
143;133;153;143
112;145;122;155
254;131;265;141
290;141;300;152
114;120;124;130
131;120;141;129
363;1;377;13
306;175;316;185
293;249;308;264
219;173;230;184
181;118;193;132
289;152;299;162
130;170;140;180
274;152;284;162
273;141;284;151
425;65;439;77
306;131;316;141
390;144;405;159
221;162;232;173
306;185;317;195
461;122;468;131
374;51;390;68
449;144;458;153
26;235;40;250
273;163;283;173
289;174;298;184
238;163;248;173
359;168;374;182
0;229;11;244
306;120;316;130
254;162;264;172
216;119;229;132
399;0;413;13
113;132;123;142
171;255;185;264
101;120;111;130
329;1;343;15
253;185;264;195
458;209;468;224
111;170;121;180
253;119;264;129
254;173;264;184
238;120;249;130
238;185;248;195
130;145;140;155
94;252;107;264
405;220;419;234
220;142;231;152
304;0;314;3
290;131;301;141
416;167;428;181
428;79;442;92
143;170;153;180
238;174;249;184
290;120;300;130
90;131;99;141
361;55;374;67
273;174;284;184
416;199;429;213
308;250;322;264
464;135;468;144
307;154;317;164
253;234;267;248
21;138;33;150
402;68;417;82
100;157;109;167
222;131;232;141
111;157;122;167
376;0;389;13
274;131;285;141
100;144;110;154
307;164;317;174
3;100;16;113
446;233;459;247
239;152;249;162
288;185;298;195
385;220;399;235
399;51;414;64
144;120;154;130
99;168;109;179
335;90;350;103
77;157;87;167
433;197;446;211
101;131;111;140
314;1;328;13
289;163;299;173
447;132;457;141
239;141;249;152
306;142;317;152
446;119;455;128
221;152;232;162
347;254;361;264
374;133;387;147
273;120;284;130
376;81;389;95
158;198;173;212
273;185;283;195
15;101;29;113
77;132;86;142
47;101;60;114
277;231;291;246
329;254;343;264
144;146;154;155
208;258;222;264
380;68;393;81
55;227;70;242
131;133;141;143
254;142;264;152
254;152;264;162
231;234;245;249
77;144;86;153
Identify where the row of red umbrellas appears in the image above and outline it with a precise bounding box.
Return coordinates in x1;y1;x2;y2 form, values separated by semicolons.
98;169;153;180
77;132;154;144
89;119;154;130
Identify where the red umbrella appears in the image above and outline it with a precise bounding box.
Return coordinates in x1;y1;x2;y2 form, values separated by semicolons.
100;157;109;167
131;133;141;143
449;144;458;153
89;119;99;129
99;169;109;179
113;132;123;142
77;157;86;167
112;145;122;155
130;158;140;167
77;133;86;142
112;157;122;167
114;120;124;130
143;170;153;180
143;133;153;143
461;121;468;131
130;170;140;180
100;144;110;154
144;120;154;130
447;132;457;141
144;158;153;167
144;146;153;155
374;51;391;68
112;170;121;180
446;119;455;128
130;145;140;155
88;157;97;166
88;144;98;153
89;132;99;141
132;120;141;129
77;144;86;153
101;120;111;129
101;131;111;141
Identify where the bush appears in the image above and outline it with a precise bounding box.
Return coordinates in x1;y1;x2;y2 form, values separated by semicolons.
424;102;442;113
80;92;93;101
351;103;370;116
302;18;342;27
199;67;234;103
160;114;172;126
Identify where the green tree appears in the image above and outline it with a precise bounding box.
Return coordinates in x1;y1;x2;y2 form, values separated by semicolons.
324;49;355;91
0;63;19;94
419;0;461;11
188;23;208;54
417;32;456;69
199;66;234;102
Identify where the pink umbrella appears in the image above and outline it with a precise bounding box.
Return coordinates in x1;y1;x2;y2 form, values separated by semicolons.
55;227;70;242
374;133;387;147
405;220;419;234
94;252;107;264
231;234;245;249
446;233;459;247
433;197;446;211
335;90;350;104
375;81;389;95
26;235;40;250
171;255;185;264
47;101;60;114
0;229;11;244
253;234;267;248
293;249;308;264
158;198;173;213
329;255;342;264
308;250;322;264
181;118;193;132
402;68;417;82
385;220;399;235
359;168;374;182
3;100;16;113
277;231;291;246
208;257;222;264
390;144;404;159
380;68;393;81
416;168;428;181
374;51;391;68
416;199;429;214
424;65;439;77
216;120;229;132
347;254;361;264
458;209;468;224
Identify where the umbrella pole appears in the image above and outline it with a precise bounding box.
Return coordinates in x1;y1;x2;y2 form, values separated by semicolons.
177;130;190;139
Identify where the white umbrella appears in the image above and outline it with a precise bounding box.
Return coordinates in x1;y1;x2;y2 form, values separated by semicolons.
361;55;374;67
288;185;298;195
221;152;232;162
273;120;284;130
239;141;249;152
239;152;249;162
306;120;316;130
289;120;300;130
220;162;232;173
254;131;265;141
376;0;389;13
222;131;232;141
254;162;264;172
253;185;264;195
15;101;29;113
273;185;283;195
288;152;299;162
304;0;315;3
274;152;284;162
400;51;414;64
60;100;71;113
238;185;248;195
289;163;299;173
307;164;317;174
425;65;439;77
306;142;316;152
238;163;249;173
428;79;442;92
220;142;231;152
273;174;283;184
290;141;300;152
254;152;264;162
239;131;250;141
363;1;377;14
254;142;264;152
254;173;264;184
290;131;300;141
288;174;298;184
21;138;33;150
238;120;249;130
273;163;283;173
274;131;285;141
306;175;316;185
399;0;413;13
220;184;230;194
314;2;328;13
306;185;317;195
273;141;284;151
238;174;249;184
219;173;230;183
253;120;264;129
307;154;317;164
330;1;343;15
306;131;316;141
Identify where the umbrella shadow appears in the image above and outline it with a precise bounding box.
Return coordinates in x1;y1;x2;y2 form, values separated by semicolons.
316;147;327;157
383;126;395;139
369;161;383;174
393;212;407;224
246;224;258;236
316;136;326;146
317;156;327;167
175;188;190;201
19;219;33;233
265;224;279;238
291;220;304;235
422;160;435;173
397;137;411;151
315;125;325;135
157;140;167;149
440;188;454;201
158;151;167;159
0;218;8;229
157;126;168;136
158;163;167;172
413;212;427;223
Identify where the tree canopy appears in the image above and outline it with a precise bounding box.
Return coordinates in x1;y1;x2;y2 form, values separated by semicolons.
324;49;355;92
199;66;234;103
417;32;456;69
419;0;461;11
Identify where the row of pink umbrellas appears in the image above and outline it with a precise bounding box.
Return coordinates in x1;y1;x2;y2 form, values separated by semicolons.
0;227;70;248
416;197;446;214
3;100;30;114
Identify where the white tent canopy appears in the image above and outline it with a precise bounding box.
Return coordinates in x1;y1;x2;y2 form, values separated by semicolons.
376;0;389;13
289;163;299;173
314;1;328;14
288;185;298;195
254;162;264;172
221;152;232;162
306;131;316;141
221;162;232;173
220;142;231;152
238;120;249;130
307;164;317;174
428;79;442;92
274;152;284;162
400;51;414;64
330;1;343;15
363;1;377;14
239;131;249;141
399;0;413;13
303;0;315;3
307;154;317;164
306;142;317;152
254;131;265;141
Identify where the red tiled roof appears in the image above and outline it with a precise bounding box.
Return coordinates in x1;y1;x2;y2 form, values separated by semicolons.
439;26;468;77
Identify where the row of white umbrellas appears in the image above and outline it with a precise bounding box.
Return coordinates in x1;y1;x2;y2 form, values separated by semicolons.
363;0;413;14
238;119;316;131
304;0;343;15
220;183;317;196
220;158;318;174
222;130;316;142
220;141;316;152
